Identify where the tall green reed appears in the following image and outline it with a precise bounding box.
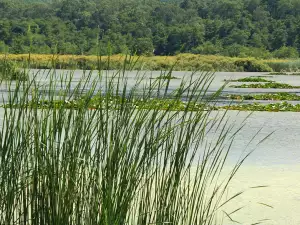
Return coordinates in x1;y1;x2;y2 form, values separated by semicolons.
0;60;254;224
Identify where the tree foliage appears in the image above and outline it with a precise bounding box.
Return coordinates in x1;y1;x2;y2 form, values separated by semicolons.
0;0;299;58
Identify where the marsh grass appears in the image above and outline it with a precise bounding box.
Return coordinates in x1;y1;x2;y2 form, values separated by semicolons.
266;60;300;72
0;58;265;224
4;53;299;72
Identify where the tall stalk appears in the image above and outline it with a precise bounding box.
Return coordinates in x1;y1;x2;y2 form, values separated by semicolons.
0;60;253;224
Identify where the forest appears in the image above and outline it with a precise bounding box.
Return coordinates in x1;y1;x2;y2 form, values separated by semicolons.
0;0;300;58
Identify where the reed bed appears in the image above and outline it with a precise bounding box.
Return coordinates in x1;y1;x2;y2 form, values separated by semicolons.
265;59;300;72
0;59;261;224
3;53;300;72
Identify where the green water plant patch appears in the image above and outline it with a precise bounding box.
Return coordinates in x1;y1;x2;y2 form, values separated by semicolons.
4;97;217;112
230;82;300;89
225;77;273;82
221;101;300;112
227;93;300;101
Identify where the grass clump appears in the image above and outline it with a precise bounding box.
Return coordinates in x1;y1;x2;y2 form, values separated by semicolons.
230;82;300;89
227;93;300;101
0;61;261;224
222;101;300;112
225;77;273;82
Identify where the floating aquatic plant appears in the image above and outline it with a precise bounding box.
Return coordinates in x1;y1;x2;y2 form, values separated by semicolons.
227;93;300;101
230;82;300;89
222;101;300;112
225;77;273;82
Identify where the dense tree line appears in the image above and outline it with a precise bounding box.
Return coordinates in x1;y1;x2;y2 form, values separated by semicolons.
0;0;300;58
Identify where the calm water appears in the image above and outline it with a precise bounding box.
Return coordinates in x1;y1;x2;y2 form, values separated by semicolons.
1;70;300;224
198;110;300;225
27;70;300;102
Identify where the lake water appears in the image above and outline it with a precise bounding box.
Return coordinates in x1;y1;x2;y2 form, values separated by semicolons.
1;70;300;224
213;111;300;225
